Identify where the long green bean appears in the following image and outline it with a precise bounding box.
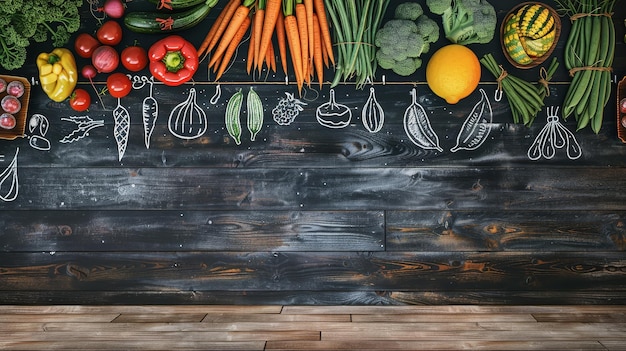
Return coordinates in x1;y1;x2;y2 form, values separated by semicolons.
323;0;390;89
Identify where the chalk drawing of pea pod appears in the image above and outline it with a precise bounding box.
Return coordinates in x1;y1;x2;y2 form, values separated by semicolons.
403;88;442;152
0;148;19;202
450;89;493;152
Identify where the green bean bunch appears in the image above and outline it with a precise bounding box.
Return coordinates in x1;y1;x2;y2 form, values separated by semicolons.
480;54;545;126
556;0;616;133
323;0;390;89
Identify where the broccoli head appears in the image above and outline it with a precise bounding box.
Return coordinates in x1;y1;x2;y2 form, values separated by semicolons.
425;0;496;45
394;2;424;21
374;3;440;77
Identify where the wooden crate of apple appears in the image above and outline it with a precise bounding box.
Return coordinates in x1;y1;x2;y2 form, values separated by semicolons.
0;76;30;140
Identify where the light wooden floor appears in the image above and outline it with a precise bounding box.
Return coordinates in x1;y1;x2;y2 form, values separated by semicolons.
1;305;625;350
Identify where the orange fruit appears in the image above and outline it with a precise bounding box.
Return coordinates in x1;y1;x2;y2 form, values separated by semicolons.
426;44;481;104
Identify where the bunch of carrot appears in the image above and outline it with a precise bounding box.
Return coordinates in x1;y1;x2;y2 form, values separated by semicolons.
197;0;334;92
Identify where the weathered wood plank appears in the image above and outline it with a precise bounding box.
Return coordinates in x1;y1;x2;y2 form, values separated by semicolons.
0;305;281;314
0;341;264;351
3;167;626;211
265;340;607;351
0;314;119;323
386;210;626;252
0;210;384;252
2;290;625;305
1;252;624;292
4;330;320;342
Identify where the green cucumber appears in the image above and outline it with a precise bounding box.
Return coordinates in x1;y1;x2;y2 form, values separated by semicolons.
124;3;214;34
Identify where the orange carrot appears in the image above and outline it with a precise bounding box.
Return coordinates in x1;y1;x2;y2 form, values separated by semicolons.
321;27;329;68
247;15;256;74
304;0;314;69
266;42;276;73
284;14;303;93
312;13;323;89
209;5;251;68
275;11;288;75
198;0;240;59
253;6;264;71
295;3;309;85
215;15;252;81
257;0;282;69
313;0;334;65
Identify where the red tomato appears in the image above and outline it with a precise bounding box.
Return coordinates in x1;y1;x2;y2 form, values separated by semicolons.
121;46;148;72
69;89;92;112
96;20;123;46
107;73;132;98
74;33;101;59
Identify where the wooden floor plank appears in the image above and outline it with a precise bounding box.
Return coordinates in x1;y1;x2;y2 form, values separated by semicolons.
112;313;207;323
532;312;626;323
0;341;265;351
1;305;625;351
265;340;608;351
201;313;351;323
282;305;626;315
351;313;538;323
4;330;320;342
0;314;120;323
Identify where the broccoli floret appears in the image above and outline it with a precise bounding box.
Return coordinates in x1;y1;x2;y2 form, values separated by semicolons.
416;15;440;43
425;0;452;15
374;3;440;77
392;57;423;76
425;0;497;45
394;2;424;21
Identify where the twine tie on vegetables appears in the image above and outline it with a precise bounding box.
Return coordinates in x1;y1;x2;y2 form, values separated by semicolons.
568;65;613;77
494;65;508;101
539;67;550;97
569;12;613;22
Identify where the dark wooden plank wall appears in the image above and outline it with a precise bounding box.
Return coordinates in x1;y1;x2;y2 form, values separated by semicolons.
1;0;626;305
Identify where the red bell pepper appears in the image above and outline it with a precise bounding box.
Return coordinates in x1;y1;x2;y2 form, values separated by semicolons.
148;35;198;86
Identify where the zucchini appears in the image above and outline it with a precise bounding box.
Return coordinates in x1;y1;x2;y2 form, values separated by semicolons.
124;3;214;34
246;87;263;142
225;89;243;145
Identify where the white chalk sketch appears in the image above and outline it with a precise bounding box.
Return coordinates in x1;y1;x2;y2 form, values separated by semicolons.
132;76;159;149
316;89;352;129
451;89;493;152
528;106;582;160
362;87;384;133
28;114;51;151
113;98;130;161
403;87;443;152
60;115;105;144
272;92;307;126
168;87;207;140
210;84;222;105
0;147;19;202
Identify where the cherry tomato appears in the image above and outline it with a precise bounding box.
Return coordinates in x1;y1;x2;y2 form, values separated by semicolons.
121;46;148;72
107;73;132;98
74;33;101;59
69;89;92;112
96;20;123;46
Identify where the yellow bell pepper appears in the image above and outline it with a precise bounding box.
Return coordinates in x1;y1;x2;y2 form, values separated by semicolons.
36;48;78;103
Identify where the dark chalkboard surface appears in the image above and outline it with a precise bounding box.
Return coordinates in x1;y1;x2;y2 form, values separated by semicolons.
1;0;625;305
